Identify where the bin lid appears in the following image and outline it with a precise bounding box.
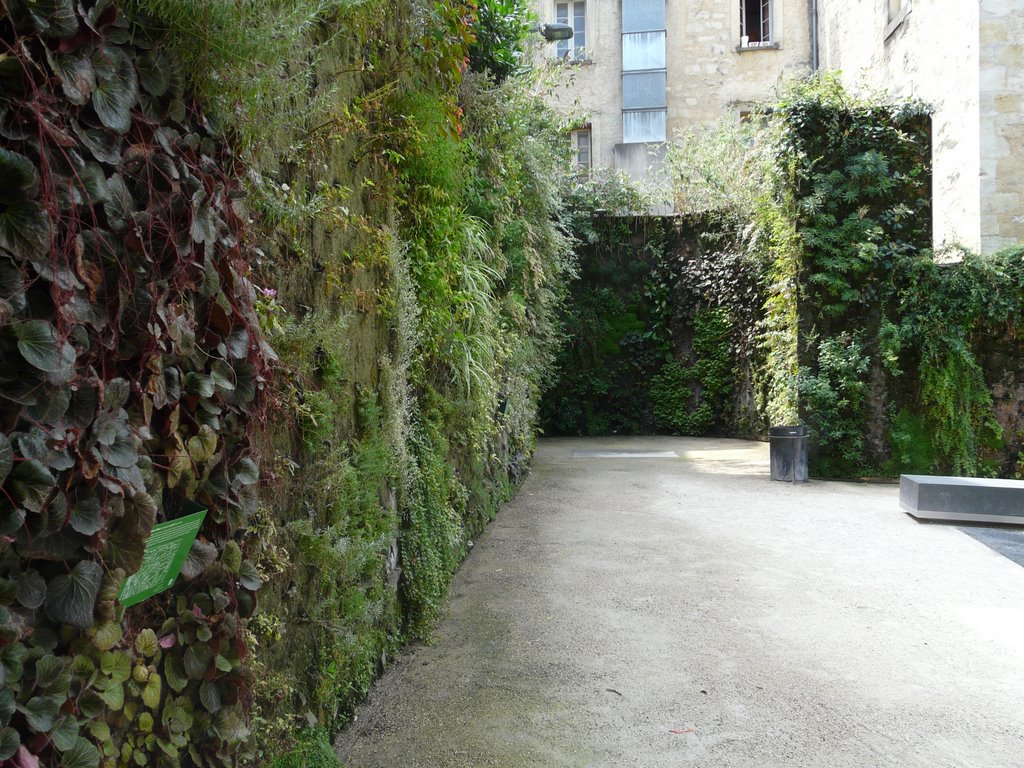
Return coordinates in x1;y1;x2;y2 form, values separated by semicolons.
769;425;807;437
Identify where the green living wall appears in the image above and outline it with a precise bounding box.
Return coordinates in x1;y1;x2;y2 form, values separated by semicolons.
549;76;1024;480
539;208;740;438
0;0;570;765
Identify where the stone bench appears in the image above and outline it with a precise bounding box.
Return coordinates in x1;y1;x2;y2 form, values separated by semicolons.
900;474;1024;525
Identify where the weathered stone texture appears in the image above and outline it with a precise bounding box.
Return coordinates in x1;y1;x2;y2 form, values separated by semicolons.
980;0;1024;252
534;0;812;175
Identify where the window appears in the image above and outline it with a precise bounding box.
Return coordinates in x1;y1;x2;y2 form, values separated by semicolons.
622;0;664;32
623;111;666;143
885;0;909;39
622;71;667;110
621;0;667;143
622;31;666;70
556;1;587;60
572;128;592;171
740;0;773;45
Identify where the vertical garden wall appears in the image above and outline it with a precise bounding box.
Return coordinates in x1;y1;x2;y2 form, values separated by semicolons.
547;76;1024;481
0;0;571;765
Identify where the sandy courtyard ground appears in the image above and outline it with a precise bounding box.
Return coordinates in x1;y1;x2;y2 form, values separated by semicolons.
336;437;1024;767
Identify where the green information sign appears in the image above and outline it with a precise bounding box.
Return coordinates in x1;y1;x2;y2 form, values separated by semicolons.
117;506;207;608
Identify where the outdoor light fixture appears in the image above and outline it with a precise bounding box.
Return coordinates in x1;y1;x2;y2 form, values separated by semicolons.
538;22;574;41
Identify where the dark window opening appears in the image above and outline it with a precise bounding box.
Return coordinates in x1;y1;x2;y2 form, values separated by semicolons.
740;0;772;45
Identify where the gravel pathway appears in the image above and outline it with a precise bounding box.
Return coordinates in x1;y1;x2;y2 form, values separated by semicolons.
335;437;1024;767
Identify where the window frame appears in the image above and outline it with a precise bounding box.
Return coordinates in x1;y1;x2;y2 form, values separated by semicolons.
555;0;588;60
621;0;667;144
884;0;911;40
622;109;667;144
739;0;774;46
571;128;592;172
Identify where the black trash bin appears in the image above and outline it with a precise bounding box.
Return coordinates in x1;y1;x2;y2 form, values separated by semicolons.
769;426;808;482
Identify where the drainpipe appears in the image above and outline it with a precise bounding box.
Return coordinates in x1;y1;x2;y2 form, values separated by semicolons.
810;0;820;71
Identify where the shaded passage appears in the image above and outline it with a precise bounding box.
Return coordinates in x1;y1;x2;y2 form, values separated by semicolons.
336;437;1024;768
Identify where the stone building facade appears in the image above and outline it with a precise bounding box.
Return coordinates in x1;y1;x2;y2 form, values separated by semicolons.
816;0;1024;253
535;0;1024;253
537;0;812;181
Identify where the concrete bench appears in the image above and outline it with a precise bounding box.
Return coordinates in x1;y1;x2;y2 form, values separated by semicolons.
900;474;1024;525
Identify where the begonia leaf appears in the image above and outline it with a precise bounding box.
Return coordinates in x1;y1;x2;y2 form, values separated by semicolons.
91;46;137;134
0;434;12;484
179;539;216;580
9;459;54;512
61;737;99;768
16;570;46;609
45;49;95;106
0;726;18;761
15;321;75;379
44;560;102;628
51;715;79;751
0;148;39;203
0;201;50;261
69;494;103;535
20;694;61;733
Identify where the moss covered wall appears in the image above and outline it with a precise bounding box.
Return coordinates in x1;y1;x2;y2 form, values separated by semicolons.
0;0;570;765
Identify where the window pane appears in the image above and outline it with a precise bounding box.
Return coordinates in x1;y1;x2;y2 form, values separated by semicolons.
622;31;665;70
622;71;666;109
741;0;770;42
622;0;664;33
575;130;591;168
623;109;666;143
557;2;570;56
573;2;586;53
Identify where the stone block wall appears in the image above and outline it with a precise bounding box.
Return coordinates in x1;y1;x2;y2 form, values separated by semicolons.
666;0;811;130
980;0;1024;253
534;0;812;176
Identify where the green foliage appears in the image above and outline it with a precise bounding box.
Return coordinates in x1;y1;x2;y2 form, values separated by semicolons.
399;414;465;638
651;309;736;435
540;212;670;436
0;2;270;765
797;333;871;477
468;0;534;84
919;337;1002;477
120;0;364;153
887;409;936;475
268;730;343;768
661;75;1024;477
233;1;572;757
668;117;773;219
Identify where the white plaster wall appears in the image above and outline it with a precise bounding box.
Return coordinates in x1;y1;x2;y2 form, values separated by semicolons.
980;0;1024;252
533;0;623;170
814;0;981;252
